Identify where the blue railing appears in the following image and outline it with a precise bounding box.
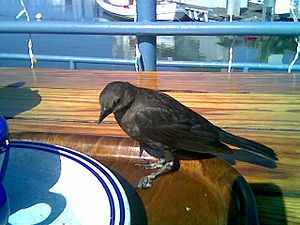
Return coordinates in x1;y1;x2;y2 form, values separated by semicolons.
0;52;298;72
1;0;300;72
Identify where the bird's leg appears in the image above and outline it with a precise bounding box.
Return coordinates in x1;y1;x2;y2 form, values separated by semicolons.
135;158;166;170
137;161;174;189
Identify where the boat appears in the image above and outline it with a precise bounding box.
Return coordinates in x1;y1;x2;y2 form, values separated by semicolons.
96;0;187;21
174;0;249;21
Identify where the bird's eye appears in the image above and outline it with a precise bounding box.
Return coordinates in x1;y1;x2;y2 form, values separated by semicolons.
116;98;121;104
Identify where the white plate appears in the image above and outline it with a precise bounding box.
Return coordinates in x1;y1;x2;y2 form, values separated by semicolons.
4;140;131;225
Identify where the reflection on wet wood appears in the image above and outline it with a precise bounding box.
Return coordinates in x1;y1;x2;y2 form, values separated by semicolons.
3;88;300;131
7;120;300;194
1;68;300;224
9;132;251;225
0;68;299;93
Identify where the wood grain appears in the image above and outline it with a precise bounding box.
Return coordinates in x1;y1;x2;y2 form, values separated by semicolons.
1;68;300;225
2;88;299;130
0;68;299;93
8;132;252;225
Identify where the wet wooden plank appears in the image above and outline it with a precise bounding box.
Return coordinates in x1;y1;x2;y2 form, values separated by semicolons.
8;132;248;225
7;126;300;194
8;132;300;225
0;68;300;93
2;88;299;131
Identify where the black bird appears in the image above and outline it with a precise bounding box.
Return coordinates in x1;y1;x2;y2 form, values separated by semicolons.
98;81;278;188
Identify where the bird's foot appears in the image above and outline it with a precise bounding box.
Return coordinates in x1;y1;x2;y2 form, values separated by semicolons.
137;161;174;189
135;158;166;170
137;174;154;189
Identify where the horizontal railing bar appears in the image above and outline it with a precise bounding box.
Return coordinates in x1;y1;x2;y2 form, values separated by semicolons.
0;53;134;65
1;21;300;36
158;60;300;71
1;53;299;71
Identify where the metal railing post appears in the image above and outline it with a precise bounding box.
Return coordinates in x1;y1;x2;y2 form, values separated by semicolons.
137;0;157;71
69;60;76;70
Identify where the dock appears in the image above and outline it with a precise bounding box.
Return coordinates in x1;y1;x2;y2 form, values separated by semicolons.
1;68;299;224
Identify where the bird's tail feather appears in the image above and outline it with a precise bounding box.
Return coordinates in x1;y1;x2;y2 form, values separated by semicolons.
217;128;278;161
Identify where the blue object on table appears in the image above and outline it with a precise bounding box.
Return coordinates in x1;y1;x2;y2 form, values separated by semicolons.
0;116;10;225
0;116;8;147
0;183;9;225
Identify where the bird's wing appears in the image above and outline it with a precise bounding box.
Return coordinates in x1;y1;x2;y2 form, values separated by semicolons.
133;105;229;154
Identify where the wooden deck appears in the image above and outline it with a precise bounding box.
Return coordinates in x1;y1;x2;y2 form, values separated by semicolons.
1;68;299;224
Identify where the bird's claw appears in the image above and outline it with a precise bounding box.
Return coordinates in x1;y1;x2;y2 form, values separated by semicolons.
135;162;162;170
136;161;175;189
137;175;153;189
135;158;166;170
135;163;152;170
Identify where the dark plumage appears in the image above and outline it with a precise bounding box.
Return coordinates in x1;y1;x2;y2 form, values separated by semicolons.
98;81;277;188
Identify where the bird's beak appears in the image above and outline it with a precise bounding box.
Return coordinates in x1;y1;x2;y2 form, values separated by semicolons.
98;106;111;124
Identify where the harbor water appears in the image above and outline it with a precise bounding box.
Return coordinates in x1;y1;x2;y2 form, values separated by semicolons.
0;0;298;71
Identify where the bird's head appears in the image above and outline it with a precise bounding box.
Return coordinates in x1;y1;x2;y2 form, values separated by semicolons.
98;81;136;123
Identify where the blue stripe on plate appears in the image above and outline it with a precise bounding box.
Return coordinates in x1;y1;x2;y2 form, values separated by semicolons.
10;140;127;225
